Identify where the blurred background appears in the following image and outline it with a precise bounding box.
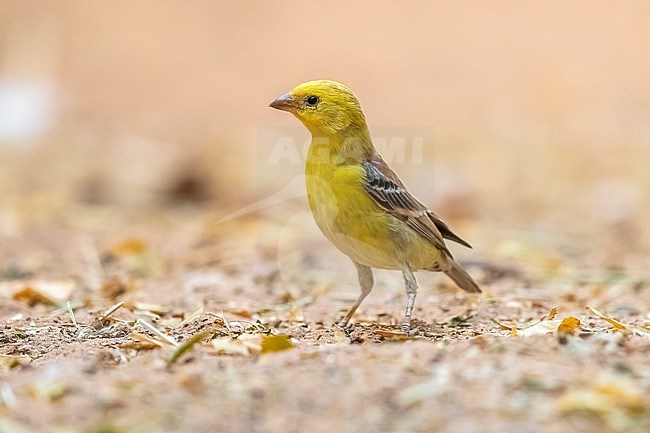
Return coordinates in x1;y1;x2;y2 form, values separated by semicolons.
0;1;648;280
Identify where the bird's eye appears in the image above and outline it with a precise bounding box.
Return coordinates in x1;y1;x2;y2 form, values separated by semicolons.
306;95;319;107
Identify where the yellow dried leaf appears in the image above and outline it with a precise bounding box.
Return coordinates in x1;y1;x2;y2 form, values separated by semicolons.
261;335;294;354
557;317;580;335
547;307;558;320
586;306;628;331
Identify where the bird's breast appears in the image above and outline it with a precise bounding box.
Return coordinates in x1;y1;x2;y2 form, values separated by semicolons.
305;153;439;270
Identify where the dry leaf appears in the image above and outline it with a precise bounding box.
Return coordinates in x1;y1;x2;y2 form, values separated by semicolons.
586;306;628;332
261;335;294;354
517;320;562;336
557;317;581;335
511;308;581;337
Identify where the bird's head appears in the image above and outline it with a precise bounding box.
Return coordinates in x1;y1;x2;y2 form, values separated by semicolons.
270;80;368;136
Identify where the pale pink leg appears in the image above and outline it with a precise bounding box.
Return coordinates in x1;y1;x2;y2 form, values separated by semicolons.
338;261;374;327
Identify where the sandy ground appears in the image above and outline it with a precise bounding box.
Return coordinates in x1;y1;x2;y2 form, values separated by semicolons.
0;210;648;433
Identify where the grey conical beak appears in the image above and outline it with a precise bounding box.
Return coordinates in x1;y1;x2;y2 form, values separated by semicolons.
269;92;296;112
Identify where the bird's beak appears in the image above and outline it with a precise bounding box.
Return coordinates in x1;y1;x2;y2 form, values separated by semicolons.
269;92;296;112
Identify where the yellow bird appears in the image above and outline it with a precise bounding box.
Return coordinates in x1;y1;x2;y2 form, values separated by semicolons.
270;80;480;332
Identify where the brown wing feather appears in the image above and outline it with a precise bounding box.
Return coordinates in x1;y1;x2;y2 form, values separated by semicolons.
362;154;472;253
427;211;472;249
362;155;452;257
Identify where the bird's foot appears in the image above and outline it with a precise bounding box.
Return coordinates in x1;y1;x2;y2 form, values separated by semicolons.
401;322;420;336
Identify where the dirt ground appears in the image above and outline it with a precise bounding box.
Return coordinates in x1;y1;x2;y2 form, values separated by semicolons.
0;209;648;433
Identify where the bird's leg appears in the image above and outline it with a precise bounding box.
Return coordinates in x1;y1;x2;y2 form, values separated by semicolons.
401;268;418;333
338;261;374;327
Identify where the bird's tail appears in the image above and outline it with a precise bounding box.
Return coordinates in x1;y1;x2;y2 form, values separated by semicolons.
444;260;481;293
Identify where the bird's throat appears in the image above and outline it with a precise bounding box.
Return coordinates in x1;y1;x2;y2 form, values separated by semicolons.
306;128;374;167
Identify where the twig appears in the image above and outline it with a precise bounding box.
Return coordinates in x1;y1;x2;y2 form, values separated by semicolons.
220;310;232;337
136;319;179;347
67;301;78;328
178;306;205;327
100;301;124;322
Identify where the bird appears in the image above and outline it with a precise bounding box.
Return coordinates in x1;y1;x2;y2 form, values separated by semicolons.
269;80;480;332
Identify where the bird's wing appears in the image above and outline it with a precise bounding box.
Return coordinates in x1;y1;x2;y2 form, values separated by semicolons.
362;154;472;255
426;210;472;249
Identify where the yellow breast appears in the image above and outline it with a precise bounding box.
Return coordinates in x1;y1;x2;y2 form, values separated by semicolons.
305;143;441;270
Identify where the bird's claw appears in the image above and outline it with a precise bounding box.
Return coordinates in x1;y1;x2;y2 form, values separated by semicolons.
401;324;420;336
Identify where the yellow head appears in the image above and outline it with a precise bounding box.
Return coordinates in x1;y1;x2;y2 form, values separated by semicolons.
270;80;368;136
